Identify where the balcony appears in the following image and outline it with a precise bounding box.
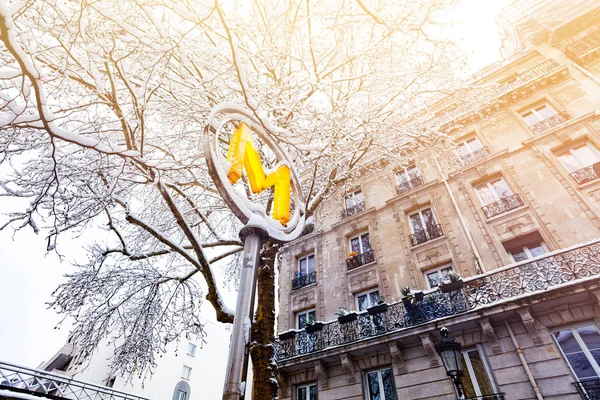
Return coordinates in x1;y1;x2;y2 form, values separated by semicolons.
292;271;316;290
566;31;600;66
396;176;424;194
462;147;489;165
341;201;365;218
481;194;523;218
571;163;600;185
275;240;600;361
573;379;600;400
529;111;570;134
346;250;375;270
409;224;444;246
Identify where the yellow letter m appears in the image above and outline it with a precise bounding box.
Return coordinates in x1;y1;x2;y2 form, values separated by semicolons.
226;123;291;226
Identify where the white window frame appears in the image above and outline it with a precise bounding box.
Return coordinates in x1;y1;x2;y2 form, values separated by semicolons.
181;365;192;380
407;207;438;234
458;137;484;155
355;288;381;311
475;178;513;206
558;143;600;172
521;103;557;126
296;382;317;400
296;308;316;329
363;367;396;400
176;390;187;400
552;322;600;380
424;263;454;289
186;343;197;357
296;253;315;276
460;345;499;398
348;231;371;254
508;242;548;263
344;189;364;209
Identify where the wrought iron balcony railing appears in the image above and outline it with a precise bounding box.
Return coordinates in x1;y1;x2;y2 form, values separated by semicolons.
342;201;366;218
571;163;600;185
465;394;506;400
566;31;600;65
481;194;523;218
409;224;444;246
292;271;316;290
462;147;489;165
529;111;570;134
346;250;375;270
573;379;600;400
396;176;424;194
0;361;148;400
276;240;600;361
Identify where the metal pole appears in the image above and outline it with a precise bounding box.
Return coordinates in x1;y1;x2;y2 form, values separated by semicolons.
223;226;267;400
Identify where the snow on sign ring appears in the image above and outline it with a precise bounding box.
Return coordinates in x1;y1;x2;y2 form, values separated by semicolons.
204;104;306;243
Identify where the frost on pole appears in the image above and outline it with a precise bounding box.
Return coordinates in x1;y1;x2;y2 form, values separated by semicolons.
204;104;305;243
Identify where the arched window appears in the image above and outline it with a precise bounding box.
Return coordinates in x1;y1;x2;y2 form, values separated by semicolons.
173;381;191;400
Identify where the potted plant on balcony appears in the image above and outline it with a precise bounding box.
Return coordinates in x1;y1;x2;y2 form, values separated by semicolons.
401;286;414;307
336;305;358;324
278;329;298;341
439;271;464;293
304;316;324;333
367;296;389;315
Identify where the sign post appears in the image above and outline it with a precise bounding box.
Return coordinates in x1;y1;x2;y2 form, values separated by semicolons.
204;106;305;400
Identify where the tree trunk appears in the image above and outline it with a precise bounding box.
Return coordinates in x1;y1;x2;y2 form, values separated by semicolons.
250;242;279;400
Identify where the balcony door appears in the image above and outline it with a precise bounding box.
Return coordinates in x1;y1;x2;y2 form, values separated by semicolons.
475;178;512;206
558;144;600;173
521;104;556;126
350;232;371;255
396;165;419;185
355;289;380;311
458;346;500;399
459;137;484;157
365;367;397;400
345;189;364;210
297;254;315;277
409;208;437;234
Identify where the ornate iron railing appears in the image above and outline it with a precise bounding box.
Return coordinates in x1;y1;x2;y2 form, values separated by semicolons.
529;111;570;134
346;250;375;270
465;394;505;400
292;271;316;290
396;176;424;194
462;147;489;165
573;379;600;399
409;224;444;246
275;240;600;361
342;201;366;218
481;194;523;218
0;361;148;400
571;163;600;185
566;31;600;65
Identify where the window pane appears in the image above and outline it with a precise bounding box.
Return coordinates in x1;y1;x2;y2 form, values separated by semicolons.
309;384;317;400
381;368;397;400
511;249;529;262
459;356;478;398
298;313;308;329
528;244;546;258
354;191;363;204
578;326;600;350
555;330;583;354
468;350;495;396
357;294;369;311
459;143;470;157
491;179;512;199
369;291;381;306
567;352;597;379
535;105;556;120
467;138;483;152
426;271;442;288
422;208;436;228
350;237;360;253
299;258;307;275
367;371;382;400
477;185;496;205
361;233;372;253
397;170;409;184
559;153;583;172
409;213;424;232
307;255;315;273
309;310;315;320
522;111;541;126
574;146;600;167
298;386;307;400
407;166;419;180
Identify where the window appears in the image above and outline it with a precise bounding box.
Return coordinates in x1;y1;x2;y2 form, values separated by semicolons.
297;254;315;277
425;264;454;289
475;178;513;206
297;383;317;400
365;367;397;400
558;144;600;185
503;232;548;263
355;289;380;311
176;390;187;400
105;377;116;388
521;104;556;126
296;309;316;329
458;137;484;157
553;323;600;385
395;165;419;185
181;366;192;380
344;189;364;210
186;343;197;357
349;231;372;255
458;346;499;398
408;207;443;246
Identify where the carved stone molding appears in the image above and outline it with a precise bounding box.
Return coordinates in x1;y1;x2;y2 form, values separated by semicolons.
340;353;357;384
419;333;440;367
291;290;316;311
388;341;407;374
557;305;574;323
416;244;450;263
518;308;543;346
348;268;378;292
493;214;534;235
592;290;600;307
314;360;329;390
479;317;501;355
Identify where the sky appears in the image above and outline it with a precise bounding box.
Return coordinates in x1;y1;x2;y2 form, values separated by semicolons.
0;0;514;397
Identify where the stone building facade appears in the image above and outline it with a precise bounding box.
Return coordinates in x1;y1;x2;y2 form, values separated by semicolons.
275;1;600;399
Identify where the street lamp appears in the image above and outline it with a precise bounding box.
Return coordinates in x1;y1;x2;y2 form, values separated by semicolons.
435;327;464;398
